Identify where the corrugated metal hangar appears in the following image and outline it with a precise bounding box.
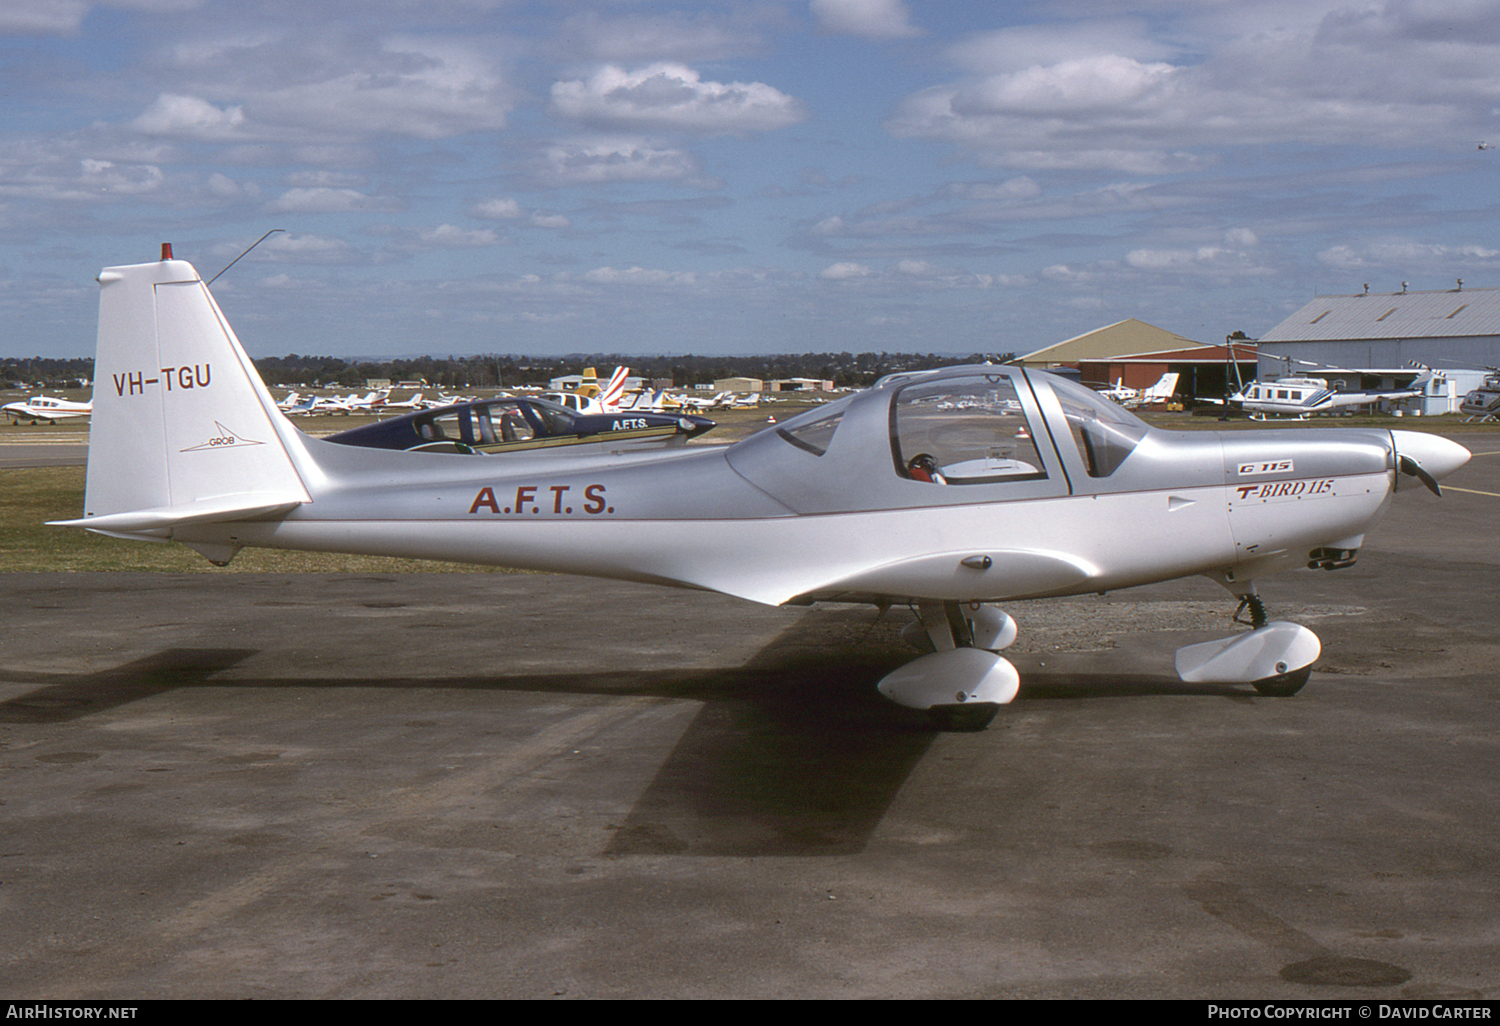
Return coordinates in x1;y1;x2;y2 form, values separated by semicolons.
1258;285;1500;414
1019;287;1500;414
1260;285;1500;369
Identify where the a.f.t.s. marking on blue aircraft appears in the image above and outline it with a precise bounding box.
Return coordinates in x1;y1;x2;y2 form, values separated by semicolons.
52;247;1471;729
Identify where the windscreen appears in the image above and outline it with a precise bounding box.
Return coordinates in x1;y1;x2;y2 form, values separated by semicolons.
1044;375;1151;477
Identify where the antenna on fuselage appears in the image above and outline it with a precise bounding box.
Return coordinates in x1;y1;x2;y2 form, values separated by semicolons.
207;229;285;286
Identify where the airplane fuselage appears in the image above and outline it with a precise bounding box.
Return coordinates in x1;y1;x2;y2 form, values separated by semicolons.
168;378;1405;608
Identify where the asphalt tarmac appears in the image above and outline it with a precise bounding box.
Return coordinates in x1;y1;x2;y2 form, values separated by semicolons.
0;443;88;468
1;434;1497;999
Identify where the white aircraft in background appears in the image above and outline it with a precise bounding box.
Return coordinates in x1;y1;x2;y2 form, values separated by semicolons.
309;395;355;414
302;389;388;415
3;395;93;424
615;388;672;412
678;391;731;411
1097;373;1179;409
610;387;672;412
334;389;390;412
540;366;631;415
53;249;1471;730
1229;369;1431;419
380;392;427;411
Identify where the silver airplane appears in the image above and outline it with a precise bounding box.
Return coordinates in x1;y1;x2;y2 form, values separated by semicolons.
52;251;1472;729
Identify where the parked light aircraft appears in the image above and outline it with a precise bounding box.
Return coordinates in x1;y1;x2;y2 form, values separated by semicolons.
3;395;93;424
1227;372;1429;419
615;388;678;412
538;366;631;415
1097;373;1179;409
53;251;1471;729
312;389;390;414
324;395;714;454
379;392;427;411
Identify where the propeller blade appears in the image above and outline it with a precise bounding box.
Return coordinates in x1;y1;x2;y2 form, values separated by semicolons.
1399;454;1442;497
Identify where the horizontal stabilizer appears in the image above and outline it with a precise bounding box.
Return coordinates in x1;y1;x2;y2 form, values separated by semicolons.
49;495;303;535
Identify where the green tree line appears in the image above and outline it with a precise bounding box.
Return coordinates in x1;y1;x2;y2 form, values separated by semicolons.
5;351;1015;391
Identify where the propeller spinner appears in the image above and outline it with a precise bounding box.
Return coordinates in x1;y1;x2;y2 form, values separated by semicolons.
1392;430;1471;496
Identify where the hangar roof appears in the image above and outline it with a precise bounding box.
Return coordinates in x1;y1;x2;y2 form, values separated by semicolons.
1262;287;1500;343
1020;318;1204;364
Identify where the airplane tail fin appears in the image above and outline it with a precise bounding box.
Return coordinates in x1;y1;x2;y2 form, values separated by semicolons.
1146;372;1180;401
600;365;630;410
52;249;310;541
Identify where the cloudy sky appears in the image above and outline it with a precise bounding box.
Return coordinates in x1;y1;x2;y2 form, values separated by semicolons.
3;0;1498;359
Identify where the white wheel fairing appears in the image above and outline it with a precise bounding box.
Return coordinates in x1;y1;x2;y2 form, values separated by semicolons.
878;648;1020;710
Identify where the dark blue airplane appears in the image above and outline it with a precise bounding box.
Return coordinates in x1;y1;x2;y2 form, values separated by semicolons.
324;396;715;456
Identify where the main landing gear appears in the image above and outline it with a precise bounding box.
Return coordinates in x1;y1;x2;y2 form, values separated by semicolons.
882;584;1320;730
880;601;1019;731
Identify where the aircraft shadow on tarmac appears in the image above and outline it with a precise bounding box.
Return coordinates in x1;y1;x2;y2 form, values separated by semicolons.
0;609;1255;858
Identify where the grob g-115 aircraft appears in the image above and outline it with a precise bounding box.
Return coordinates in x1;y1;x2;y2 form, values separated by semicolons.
53;250;1470;729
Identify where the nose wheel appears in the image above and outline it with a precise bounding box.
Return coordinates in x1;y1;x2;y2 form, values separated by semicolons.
1249;664;1312;697
1178;586;1320;695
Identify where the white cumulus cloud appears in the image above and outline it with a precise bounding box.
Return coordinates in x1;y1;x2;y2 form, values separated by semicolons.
132;94;247;141
811;0;922;40
79;158;164;196
535;138;705;187
238;35;515;142
552;63;806;135
0;0;88;34
583;266;698;286
819;262;874;280
472;198;524;220
1318;241;1500;268
267;187;377;214
886;3;1500;173
420;224;500;247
